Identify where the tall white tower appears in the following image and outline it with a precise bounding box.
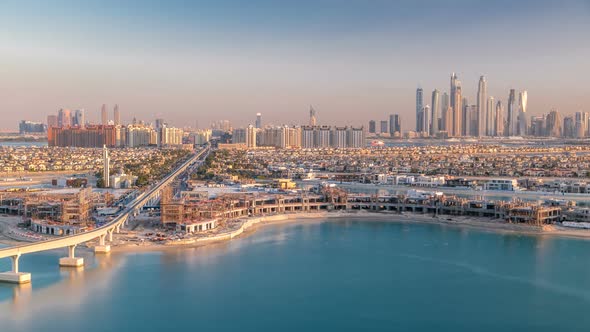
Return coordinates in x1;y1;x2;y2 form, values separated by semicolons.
246;125;257;148
486;97;495;136
103;145;110;188
518;91;528;136
431;89;440;136
422;105;430;136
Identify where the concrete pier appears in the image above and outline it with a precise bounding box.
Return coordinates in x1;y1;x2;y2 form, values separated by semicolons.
0;254;31;284
94;233;111;253
59;245;84;267
59;257;84;267
94;245;111;253
0;272;31;284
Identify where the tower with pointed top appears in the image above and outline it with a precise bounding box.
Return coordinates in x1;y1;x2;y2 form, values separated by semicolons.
450;73;462;137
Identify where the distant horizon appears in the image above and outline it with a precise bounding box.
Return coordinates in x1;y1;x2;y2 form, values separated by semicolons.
1;0;589;131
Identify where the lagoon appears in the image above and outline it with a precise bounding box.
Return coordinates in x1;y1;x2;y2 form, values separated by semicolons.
2;218;590;331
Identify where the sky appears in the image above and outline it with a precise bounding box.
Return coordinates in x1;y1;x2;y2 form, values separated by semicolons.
1;0;589;131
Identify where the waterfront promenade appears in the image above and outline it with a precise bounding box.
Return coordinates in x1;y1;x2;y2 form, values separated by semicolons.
0;146;209;283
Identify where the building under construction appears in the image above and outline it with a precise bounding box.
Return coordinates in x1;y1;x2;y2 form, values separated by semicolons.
0;188;110;235
161;187;564;232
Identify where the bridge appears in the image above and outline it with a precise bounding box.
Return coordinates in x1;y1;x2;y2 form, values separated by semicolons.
0;146;209;284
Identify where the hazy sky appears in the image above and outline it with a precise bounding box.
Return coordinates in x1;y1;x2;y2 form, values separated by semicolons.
1;0;589;130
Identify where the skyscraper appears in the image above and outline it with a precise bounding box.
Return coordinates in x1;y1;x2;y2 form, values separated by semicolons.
47;115;58;128
461;97;469;136
431;89;440;136
309;106;317;126
416;87;424;132
255;113;262;129
73;109;85;128
545;109;562;137
389;114;396;136
495;101;504;137
450;73;462;137
575;111;588;138
389;114;402;136
564;116;575;138
530;116;546;137
422;105;430;135
380;120;388;134
103;145;110;188
101;104;108;125
368;120;376;134
246;125;257;148
464;105;477;137
518;91;528;136
486;97;495;136
507;90;518;136
114;104;120;126
444;106;453;136
476;76;487;137
392;114;401;134
58;108;71;127
440;92;449;131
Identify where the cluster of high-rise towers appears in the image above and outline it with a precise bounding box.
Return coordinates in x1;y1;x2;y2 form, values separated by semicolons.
416;73;527;138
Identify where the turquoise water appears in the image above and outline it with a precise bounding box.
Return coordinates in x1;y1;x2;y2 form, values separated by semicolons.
2;218;590;331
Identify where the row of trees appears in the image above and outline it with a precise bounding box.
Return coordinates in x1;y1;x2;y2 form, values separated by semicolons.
97;149;192;188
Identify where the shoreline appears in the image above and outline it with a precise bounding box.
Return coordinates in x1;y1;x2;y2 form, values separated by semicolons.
106;211;590;254
5;211;590;252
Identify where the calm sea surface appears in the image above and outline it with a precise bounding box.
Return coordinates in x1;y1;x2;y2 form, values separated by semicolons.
2;218;590;331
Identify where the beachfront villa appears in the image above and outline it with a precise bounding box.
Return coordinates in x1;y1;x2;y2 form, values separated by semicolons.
484;179;520;191
176;219;218;234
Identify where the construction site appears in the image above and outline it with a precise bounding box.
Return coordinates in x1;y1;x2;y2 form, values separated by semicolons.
0;188;114;236
159;185;565;235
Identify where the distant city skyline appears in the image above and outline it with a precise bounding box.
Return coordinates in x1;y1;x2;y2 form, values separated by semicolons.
1;0;589;130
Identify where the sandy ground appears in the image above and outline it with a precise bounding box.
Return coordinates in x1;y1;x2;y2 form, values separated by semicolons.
0;217;32;246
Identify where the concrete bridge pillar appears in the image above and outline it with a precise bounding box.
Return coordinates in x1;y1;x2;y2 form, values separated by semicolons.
0;254;31;284
59;244;84;267
11;254;20;273
108;229;113;242
115;224;121;233
95;233;111;254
